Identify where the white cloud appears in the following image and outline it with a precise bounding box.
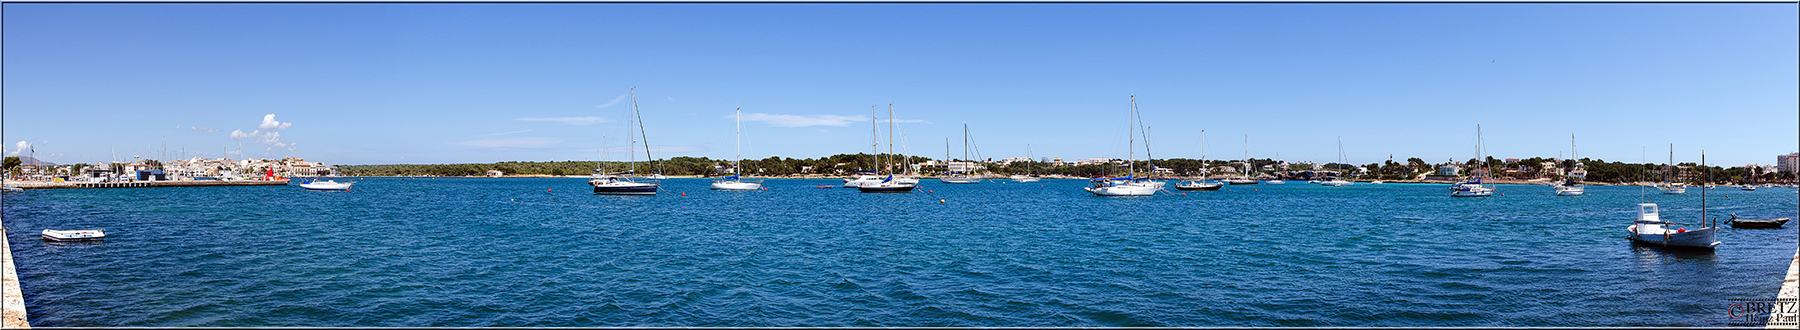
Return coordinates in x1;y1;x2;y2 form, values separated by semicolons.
595;94;629;109
258;114;292;130
515;116;611;125
8;141;29;155
740;113;867;127
189;126;218;133
455;137;564;149
231;129;287;148
485;129;532;136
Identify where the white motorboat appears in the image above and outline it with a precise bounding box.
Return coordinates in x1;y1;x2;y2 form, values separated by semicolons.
1740;185;1756;191
1626;203;1719;249
41;229;105;241
591;88;660;195
1266;180;1286;184
1307;180;1321;184
1556;185;1585;196
1010;175;1041;183
298;179;354;191
711;107;763;191
1371;180;1385;184
1658;184;1687;195
1176;180;1223;191
1322;179;1352;187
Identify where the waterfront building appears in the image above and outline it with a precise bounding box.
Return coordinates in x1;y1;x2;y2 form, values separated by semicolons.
1779;152;1799;174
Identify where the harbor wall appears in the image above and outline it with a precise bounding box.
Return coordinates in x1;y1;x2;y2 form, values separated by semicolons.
1771;247;1800;329
7;180;288;190
2;227;28;328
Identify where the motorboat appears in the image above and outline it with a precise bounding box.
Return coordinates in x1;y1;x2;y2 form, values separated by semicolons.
1727;214;1789;229
1556;184;1585;196
1626;203;1718;250
298;179;354;191
1307;180;1321;184
41;229;105;241
1321;179;1352;187
1010;175;1041;183
1265;180;1286;184
1224;178;1260;185
710;175;761;191
1371;180;1385;184
1740;185;1756;191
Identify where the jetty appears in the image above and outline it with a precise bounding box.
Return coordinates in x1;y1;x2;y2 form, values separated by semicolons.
1772;247;1800;329
2;227;27;328
5;180;288;190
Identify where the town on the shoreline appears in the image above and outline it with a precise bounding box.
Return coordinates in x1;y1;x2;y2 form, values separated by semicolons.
14;151;1794;186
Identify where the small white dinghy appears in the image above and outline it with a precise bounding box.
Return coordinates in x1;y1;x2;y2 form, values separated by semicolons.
299;179;354;191
42;229;105;241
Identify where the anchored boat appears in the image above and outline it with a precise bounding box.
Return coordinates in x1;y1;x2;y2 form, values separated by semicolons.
298;180;353;191
42;229;105;241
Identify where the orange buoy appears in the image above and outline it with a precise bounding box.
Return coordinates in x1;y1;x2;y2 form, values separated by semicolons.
547;189;552;192
680;192;686;196
939;199;946;204
929;190;934;193
1181;193;1186;196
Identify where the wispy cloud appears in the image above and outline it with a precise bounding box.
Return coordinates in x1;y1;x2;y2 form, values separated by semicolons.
189;126;218;133
740;113;866;127
231;129;287;148
8;141;30;155
485;129;533;136
515;116;612;125
595;94;629;109
455;137;564;149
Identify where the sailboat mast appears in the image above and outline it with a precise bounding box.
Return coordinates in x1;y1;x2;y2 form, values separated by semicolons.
735;107;742;177
636;94;653;176
1128;95;1135;177
628;88;637;175
1702;151;1708;228
888;104;895;176
872;106;879;175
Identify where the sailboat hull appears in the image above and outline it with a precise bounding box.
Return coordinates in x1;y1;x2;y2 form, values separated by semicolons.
857;184;917;193
1175;182;1223;191
1224;179;1259;185
710;181;762;191
591;180;659;195
940;176;981;184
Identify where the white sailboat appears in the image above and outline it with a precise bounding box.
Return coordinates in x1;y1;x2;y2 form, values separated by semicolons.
711;107;763;191
1450;125;1495;197
1321;138;1353;187
942;124;984;184
1626;151;1720;250
591;88;660;195
1086;95;1160;196
859;104;919;193
1177;129;1224;191
1011;144;1042;183
1657;144;1687;195
1556;134;1585;196
1223;134;1260;185
842;106;887;188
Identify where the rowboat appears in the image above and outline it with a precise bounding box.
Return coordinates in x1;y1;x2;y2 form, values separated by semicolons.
1727;214;1789;229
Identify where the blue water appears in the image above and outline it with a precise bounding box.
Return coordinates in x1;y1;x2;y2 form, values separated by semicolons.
4;178;1798;326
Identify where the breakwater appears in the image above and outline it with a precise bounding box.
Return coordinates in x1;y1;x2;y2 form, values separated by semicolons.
6;180;288;190
2;227;27;328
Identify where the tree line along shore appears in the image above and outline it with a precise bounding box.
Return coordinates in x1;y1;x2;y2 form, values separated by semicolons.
334;153;1797;185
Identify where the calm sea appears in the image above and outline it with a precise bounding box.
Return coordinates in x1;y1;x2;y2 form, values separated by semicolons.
3;178;1798;326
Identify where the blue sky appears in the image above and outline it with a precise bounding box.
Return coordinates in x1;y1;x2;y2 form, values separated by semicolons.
4;4;1796;167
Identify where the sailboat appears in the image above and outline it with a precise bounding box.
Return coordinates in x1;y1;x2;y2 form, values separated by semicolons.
859;104;919;193
711;107;762;191
591;88;661;195
1085;95;1160;196
941;124;984;184
1626;151;1720;250
1177;129;1223;191
1449;125;1495;197
842;106;886;188
1555;134;1585;196
1657;144;1687;195
1223;135;1260;185
1321;138;1353;187
1011;144;1042;183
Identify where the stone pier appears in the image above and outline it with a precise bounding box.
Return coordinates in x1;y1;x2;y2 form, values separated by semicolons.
1770;247;1800;329
2;227;28;328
